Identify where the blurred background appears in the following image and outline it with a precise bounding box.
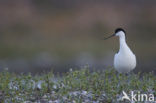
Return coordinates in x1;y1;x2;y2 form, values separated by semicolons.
0;0;155;74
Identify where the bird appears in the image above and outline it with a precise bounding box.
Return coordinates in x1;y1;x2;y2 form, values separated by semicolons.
104;28;136;73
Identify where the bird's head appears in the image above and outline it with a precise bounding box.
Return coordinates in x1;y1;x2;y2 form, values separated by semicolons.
115;28;126;37
104;28;126;40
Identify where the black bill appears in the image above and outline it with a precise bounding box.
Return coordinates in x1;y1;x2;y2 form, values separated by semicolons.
103;34;115;40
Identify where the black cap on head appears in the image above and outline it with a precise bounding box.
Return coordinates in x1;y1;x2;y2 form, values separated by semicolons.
115;28;126;34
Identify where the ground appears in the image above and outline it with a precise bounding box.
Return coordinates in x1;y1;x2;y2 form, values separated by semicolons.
0;67;155;103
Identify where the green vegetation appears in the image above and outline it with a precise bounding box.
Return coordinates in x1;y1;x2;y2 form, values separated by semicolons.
0;67;155;103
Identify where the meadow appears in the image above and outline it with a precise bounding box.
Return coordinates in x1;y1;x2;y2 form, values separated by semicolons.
0;66;155;103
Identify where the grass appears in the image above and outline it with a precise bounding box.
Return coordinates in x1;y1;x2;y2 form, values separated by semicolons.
0;67;155;103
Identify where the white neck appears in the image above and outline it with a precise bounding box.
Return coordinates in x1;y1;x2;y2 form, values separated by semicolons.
119;35;129;53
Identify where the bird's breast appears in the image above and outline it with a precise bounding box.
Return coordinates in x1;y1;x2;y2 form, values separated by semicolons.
114;52;136;73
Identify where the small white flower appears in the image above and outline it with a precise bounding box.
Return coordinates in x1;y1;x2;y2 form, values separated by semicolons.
82;91;87;95
43;95;47;98
72;100;76;103
48;100;53;103
37;81;42;89
63;96;67;100
53;100;60;103
73;92;78;96
53;85;57;89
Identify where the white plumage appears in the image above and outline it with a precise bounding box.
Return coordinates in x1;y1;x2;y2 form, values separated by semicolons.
105;28;136;73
